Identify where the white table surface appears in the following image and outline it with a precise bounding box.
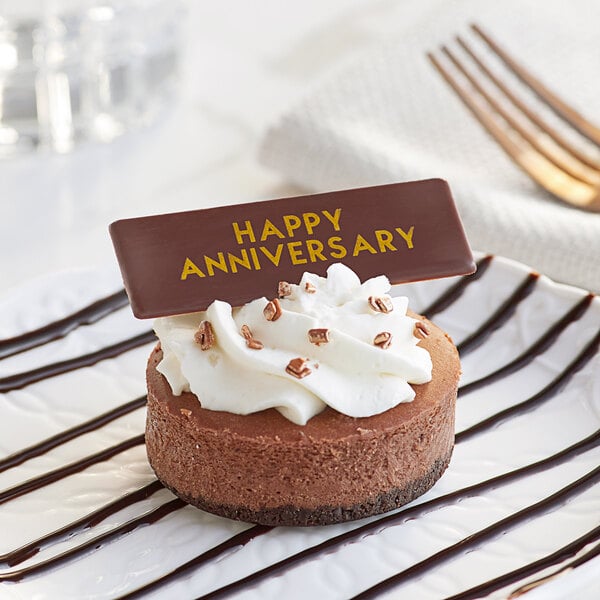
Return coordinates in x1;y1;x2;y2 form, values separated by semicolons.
1;0;443;298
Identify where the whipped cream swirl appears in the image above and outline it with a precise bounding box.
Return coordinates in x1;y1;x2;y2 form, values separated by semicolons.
154;264;432;425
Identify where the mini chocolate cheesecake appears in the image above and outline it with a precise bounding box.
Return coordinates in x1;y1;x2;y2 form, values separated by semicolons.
145;314;459;527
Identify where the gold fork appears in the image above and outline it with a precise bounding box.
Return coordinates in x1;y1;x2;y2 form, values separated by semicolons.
428;23;600;212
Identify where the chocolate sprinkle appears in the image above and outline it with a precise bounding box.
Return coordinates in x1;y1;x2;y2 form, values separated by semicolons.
414;321;430;339
308;328;330;345
194;321;215;350
374;332;392;349
278;282;292;298
264;298;283;322
285;357;312;379
368;295;394;314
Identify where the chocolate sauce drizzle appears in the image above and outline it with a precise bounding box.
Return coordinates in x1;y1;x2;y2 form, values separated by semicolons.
445;525;600;600
0;498;186;582
420;254;493;318
456;327;600;443
0;257;598;598
456;272;539;356
352;465;600;599
0;480;164;567
0;289;128;360
118;525;272;600
0;396;146;474
459;293;595;396
0;434;145;506
0;330;155;393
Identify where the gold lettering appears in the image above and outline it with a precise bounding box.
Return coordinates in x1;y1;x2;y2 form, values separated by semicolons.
232;220;256;245
228;249;252;273
287;241;307;265
302;212;320;235
260;219;285;241
322;208;342;231
395;226;415;249
328;236;347;259
204;252;228;276
180;257;205;280
374;230;397;253
352;234;377;257
249;247;261;270
306;239;327;262
259;244;284;266
283;214;302;238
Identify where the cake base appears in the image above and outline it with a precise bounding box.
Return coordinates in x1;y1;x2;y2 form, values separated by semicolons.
145;314;459;526
150;453;452;527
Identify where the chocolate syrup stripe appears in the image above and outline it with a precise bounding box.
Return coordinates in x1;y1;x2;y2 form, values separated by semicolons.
459;293;595;396
0;480;164;568
0;498;186;582
420;255;493;318
118;525;273;600
455;272;539;356
351;465;600;600
0;434;145;507
157;428;599;600
508;537;600;598
0;289;128;361
0;396;147;474
456;327;600;444
0;330;155;393
445;526;600;600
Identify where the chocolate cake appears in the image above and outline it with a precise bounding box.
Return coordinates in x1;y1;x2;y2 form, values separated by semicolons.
145;310;459;526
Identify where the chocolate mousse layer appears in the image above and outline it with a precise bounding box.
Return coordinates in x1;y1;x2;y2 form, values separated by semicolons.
145;315;459;526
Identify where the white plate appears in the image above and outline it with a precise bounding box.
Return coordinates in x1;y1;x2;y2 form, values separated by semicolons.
0;254;599;599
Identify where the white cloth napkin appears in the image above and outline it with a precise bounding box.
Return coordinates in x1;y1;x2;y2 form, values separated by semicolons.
259;0;600;293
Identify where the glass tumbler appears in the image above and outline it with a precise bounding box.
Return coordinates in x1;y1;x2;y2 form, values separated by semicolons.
0;0;185;156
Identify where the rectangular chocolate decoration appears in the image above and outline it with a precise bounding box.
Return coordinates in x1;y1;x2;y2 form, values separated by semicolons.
110;179;475;318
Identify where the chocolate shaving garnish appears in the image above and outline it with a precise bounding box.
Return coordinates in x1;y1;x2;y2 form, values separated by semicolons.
304;282;317;294
240;324;263;349
264;298;282;321
285;357;312;379
179;408;192;417
414;321;430;339
278;281;292;298
374;331;392;349
194;320;215;350
368;295;394;313
308;328;330;345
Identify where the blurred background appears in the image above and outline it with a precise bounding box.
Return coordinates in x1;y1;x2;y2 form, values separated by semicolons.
1;0;599;294
1;0;424;292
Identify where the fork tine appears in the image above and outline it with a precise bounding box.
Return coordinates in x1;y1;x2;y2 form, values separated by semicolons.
427;51;600;212
457;35;600;172
471;23;600;146
443;43;600;186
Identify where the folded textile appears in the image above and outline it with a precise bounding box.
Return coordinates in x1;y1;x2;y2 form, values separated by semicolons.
260;0;600;292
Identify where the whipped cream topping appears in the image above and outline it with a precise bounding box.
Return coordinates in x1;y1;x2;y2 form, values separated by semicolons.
154;264;432;425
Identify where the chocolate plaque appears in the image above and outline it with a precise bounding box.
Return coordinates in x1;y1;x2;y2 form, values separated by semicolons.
110;179;475;318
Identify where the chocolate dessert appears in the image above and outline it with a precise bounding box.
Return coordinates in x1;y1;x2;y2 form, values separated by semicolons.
145;265;460;526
